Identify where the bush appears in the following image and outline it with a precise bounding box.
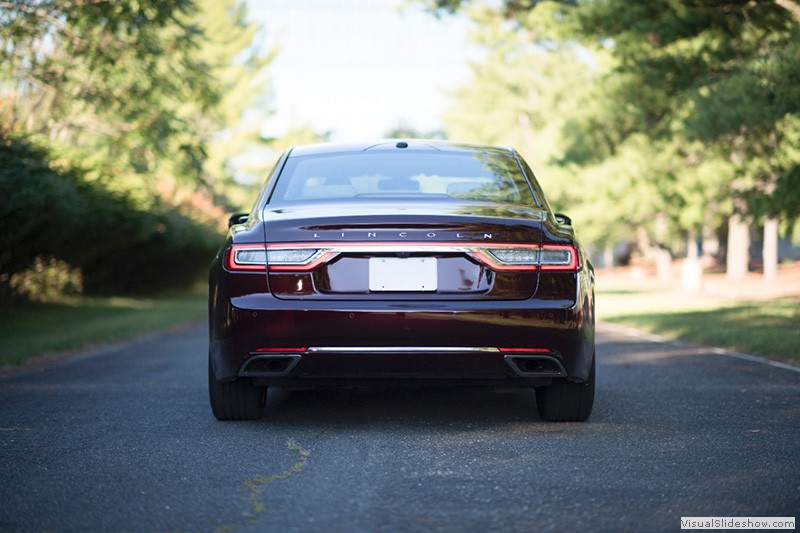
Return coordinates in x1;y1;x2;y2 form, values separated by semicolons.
11;257;83;301
0;137;83;303
0;135;221;304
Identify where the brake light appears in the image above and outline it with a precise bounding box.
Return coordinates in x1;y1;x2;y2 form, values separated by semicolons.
254;347;307;353
227;244;267;271
487;248;540;263
539;244;579;271
266;245;338;271
231;242;581;273
469;244;579;272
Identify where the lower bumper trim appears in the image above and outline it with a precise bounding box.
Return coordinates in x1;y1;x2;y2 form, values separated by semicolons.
307;346;499;354
236;347;567;380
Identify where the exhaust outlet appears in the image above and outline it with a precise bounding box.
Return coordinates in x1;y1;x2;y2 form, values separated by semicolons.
239;354;301;377
504;355;566;377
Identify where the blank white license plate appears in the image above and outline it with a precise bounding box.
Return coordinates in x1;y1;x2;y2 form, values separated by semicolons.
369;257;438;292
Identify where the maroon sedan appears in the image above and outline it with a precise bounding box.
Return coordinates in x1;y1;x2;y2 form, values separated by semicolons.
208;140;595;421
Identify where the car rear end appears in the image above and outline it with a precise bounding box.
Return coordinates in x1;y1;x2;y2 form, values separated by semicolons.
209;141;595;421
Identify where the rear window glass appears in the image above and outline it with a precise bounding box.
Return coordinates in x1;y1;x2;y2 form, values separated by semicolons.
269;151;537;206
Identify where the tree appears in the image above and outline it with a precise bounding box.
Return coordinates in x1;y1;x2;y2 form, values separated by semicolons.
573;0;800;277
423;0;800;277
0;0;278;299
191;0;278;210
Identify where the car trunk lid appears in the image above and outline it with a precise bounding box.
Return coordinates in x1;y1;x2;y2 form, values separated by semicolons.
263;201;545;300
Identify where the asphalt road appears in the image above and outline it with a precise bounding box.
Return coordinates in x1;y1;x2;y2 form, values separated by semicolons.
1;323;798;532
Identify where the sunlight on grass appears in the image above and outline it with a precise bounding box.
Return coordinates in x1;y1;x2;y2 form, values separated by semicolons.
0;291;207;367
598;287;800;362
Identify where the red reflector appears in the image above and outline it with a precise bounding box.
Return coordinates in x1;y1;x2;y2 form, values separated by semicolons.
498;347;551;353
254;347;307;353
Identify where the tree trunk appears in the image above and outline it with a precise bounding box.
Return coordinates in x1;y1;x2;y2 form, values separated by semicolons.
603;245;614;269
763;217;778;281
681;230;702;292
702;222;719;260
726;214;750;280
655;212;672;281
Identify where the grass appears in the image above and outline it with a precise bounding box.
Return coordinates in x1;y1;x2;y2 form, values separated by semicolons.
597;287;800;363
3;279;797;368
0;290;207;367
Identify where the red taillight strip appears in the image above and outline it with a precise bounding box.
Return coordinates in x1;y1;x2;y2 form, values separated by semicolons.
259;242;579;272
539;244;580;271
498;347;553;353
254;347;308;353
227;244;267;271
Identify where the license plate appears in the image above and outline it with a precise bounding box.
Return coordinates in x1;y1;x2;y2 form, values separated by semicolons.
369;257;438;292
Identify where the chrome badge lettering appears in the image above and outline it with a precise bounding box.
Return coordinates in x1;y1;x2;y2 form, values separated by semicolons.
310;231;494;240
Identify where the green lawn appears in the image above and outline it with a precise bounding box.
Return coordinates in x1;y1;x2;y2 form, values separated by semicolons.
0;291;207;367
597;287;800;363
3;284;797;369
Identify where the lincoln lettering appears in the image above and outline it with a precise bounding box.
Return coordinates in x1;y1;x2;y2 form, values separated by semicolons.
310;232;493;240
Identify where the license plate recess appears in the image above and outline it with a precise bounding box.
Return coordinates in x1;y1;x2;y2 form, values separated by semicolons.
369;257;438;292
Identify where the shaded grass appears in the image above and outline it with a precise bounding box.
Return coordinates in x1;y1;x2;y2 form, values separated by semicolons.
598;290;800;362
0;291;206;367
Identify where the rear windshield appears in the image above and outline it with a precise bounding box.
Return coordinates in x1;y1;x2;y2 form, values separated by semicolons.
268;151;538;206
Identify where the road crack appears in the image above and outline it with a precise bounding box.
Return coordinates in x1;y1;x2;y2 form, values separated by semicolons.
215;439;310;533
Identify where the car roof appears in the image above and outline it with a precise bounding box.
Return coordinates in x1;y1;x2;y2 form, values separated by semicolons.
288;139;518;157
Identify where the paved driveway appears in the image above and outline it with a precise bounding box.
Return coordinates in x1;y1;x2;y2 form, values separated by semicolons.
1;323;798;531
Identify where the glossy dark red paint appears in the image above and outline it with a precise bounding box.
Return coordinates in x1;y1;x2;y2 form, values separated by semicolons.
208;140;595;421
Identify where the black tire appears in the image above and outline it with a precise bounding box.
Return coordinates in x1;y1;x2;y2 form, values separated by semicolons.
208;356;267;421
535;353;595;422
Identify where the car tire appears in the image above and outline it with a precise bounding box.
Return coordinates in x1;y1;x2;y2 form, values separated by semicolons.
535;353;595;422
208;356;267;421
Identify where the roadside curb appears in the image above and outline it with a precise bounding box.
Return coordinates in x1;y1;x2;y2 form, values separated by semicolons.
598;321;800;374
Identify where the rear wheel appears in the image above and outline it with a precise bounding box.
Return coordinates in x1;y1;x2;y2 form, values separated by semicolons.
208;356;267;420
535;353;595;422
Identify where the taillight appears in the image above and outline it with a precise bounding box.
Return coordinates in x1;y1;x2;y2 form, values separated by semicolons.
539;244;579;271
266;245;337;272
468;246;540;271
469;244;579;271
225;244;338;272
226;242;581;273
227;244;267;271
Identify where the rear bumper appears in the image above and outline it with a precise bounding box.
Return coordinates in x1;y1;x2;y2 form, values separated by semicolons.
209;293;594;386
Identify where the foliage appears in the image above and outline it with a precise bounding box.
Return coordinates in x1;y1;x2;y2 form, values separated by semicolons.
0;0;275;303
11;257;84;302
424;0;800;254
0;136;221;301
571;0;800;226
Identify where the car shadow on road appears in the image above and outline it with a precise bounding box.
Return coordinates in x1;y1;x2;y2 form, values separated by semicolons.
259;385;551;428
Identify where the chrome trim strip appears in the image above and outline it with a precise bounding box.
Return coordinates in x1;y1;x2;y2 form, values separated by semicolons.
307;347;500;354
